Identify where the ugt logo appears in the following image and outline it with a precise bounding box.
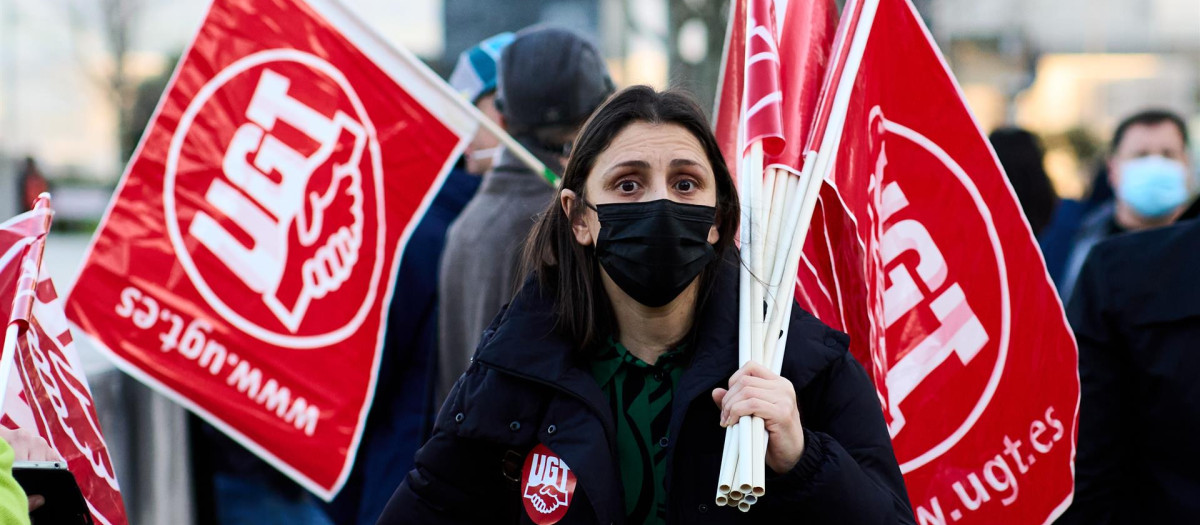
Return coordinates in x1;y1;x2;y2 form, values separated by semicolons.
859;106;1010;474
164;50;387;348
521;444;576;524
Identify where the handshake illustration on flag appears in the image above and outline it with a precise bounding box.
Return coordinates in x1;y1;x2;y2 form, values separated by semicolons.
186;67;368;333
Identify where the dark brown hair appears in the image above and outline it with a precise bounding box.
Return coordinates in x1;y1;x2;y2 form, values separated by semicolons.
1111;108;1190;153
989;127;1057;235
521;86;740;354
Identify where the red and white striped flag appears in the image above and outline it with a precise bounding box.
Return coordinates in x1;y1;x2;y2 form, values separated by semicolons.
740;0;785;157
715;0;838;175
716;0;1079;521
0;196;129;525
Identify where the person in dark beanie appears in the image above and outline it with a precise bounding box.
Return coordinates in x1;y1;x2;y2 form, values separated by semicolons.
436;27;615;402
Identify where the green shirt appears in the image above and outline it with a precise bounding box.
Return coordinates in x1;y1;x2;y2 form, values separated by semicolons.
589;338;686;525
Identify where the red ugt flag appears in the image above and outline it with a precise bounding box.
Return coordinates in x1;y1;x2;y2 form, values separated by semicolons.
66;0;478;498
0;198;129;525
795;0;1080;522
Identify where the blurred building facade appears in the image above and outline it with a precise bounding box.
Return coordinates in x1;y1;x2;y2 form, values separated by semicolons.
930;0;1200;197
0;0;442;218
444;0;601;64
439;0;1200;200
441;0;677;99
4;0;1196;203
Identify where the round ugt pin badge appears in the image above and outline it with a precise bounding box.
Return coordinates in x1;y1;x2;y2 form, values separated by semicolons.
521;444;577;524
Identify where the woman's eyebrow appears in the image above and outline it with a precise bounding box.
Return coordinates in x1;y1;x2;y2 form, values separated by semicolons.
605;160;651;174
670;158;703;168
603;158;706;175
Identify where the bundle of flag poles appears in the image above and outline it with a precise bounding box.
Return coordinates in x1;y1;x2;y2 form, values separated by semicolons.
713;0;838;511
714;148;827;511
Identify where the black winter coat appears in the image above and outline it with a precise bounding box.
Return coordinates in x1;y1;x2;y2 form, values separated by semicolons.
378;262;915;524
1057;215;1200;524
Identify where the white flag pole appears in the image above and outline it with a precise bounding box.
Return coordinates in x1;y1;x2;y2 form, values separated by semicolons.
0;324;19;408
761;168;791;283
747;140;768;498
761;152;816;368
738;0;882;503
469;105;560;187
735;149;757;497
716;425;739;500
731;0;761;497
764;0;881;368
343;6;556;188
0;194;53;409
334;0;558;188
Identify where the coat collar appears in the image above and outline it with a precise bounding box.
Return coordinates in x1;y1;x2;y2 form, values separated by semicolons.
472;254;840;405
471;278;571;380
472;258;744;400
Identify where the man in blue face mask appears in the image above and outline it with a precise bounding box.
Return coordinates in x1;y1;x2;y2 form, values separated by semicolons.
1058;109;1193;299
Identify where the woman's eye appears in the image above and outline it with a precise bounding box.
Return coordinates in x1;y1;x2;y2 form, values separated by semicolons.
675;179;696;192
618;180;639;193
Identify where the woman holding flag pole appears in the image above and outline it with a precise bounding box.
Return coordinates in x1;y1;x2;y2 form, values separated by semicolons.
378;86;912;525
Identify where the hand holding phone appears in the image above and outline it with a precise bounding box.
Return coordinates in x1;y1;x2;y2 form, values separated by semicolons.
12;461;93;525
0;426;63;513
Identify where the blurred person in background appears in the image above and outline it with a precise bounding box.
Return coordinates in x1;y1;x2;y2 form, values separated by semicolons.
989;127;1058;236
1057;109;1194;299
322;33;513;525
436;26;615;402
1038;163;1115;289
1058;195;1200;523
16;158;49;213
191;420;334;525
448;33;516;177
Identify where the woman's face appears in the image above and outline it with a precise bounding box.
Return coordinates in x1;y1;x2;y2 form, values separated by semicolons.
562;121;721;247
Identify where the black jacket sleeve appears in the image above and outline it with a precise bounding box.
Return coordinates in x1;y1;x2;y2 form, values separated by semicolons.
1055;248;1130;525
761;348;916;524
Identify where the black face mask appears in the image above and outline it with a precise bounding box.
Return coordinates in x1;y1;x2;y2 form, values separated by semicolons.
589;199;718;308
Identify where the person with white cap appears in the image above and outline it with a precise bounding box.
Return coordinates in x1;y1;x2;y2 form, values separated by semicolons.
449;32;516;176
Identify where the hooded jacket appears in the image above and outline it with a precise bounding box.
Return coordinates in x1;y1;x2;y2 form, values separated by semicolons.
382;259;915;524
